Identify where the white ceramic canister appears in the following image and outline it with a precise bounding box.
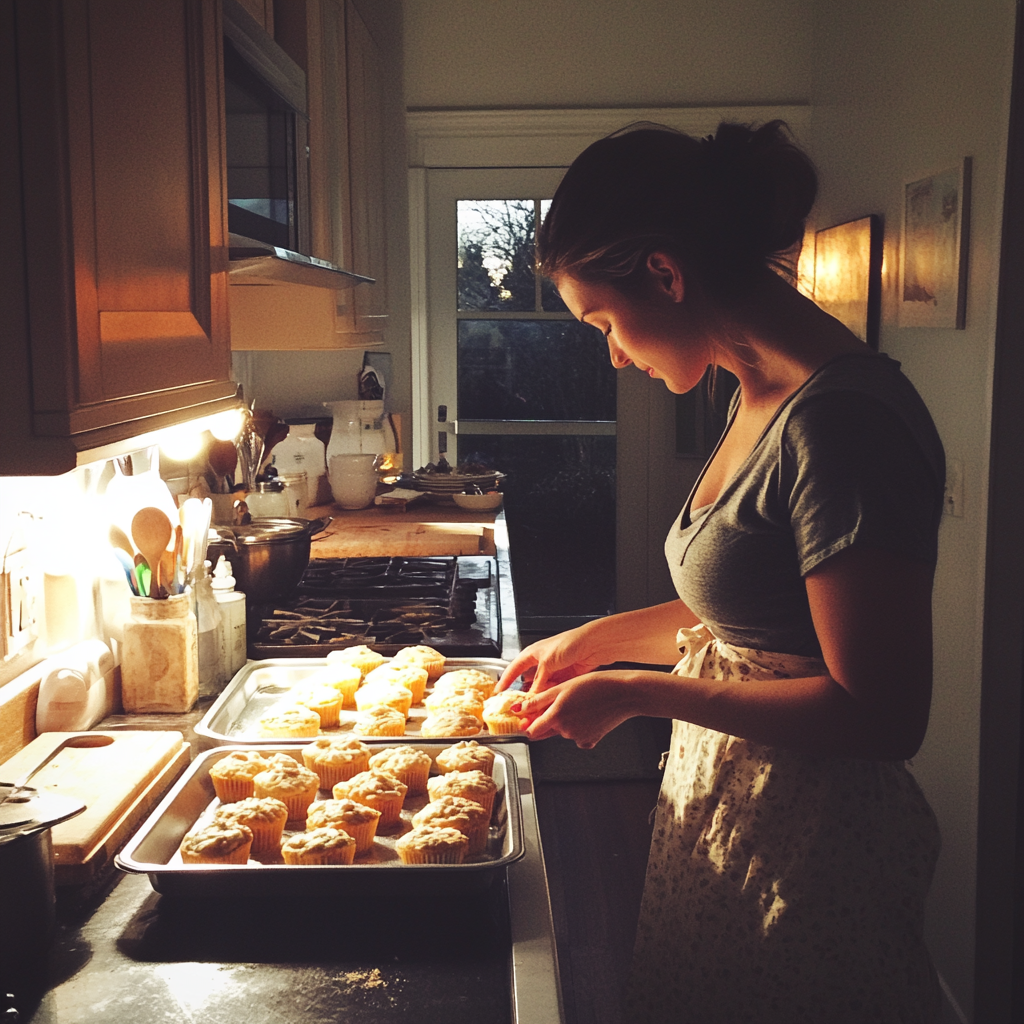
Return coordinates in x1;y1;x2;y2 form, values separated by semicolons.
121;593;198;713
329;453;380;509
272;423;328;504
245;480;290;517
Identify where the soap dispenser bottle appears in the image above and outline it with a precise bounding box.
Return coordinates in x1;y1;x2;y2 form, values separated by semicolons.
212;555;247;675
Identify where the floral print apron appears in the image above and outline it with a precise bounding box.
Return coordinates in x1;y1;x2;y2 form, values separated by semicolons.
624;624;941;1024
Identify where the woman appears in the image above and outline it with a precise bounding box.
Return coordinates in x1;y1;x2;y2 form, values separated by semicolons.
498;122;944;1023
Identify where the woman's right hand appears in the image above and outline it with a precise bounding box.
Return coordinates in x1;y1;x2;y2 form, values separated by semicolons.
496;624;606;694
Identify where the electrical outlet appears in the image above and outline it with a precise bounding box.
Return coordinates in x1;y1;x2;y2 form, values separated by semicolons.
1;546;38;659
944;459;964;517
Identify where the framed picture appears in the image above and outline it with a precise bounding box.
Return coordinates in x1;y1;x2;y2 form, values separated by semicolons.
899;158;972;329
813;215;882;350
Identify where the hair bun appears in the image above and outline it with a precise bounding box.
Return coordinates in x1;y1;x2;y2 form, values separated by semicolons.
705;121;817;262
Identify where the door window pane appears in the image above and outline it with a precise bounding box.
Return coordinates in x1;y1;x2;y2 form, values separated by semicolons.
457;201;536;311
458;320;616;420
456;435;616;619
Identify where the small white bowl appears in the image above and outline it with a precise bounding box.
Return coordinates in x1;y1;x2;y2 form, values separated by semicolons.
452;491;503;510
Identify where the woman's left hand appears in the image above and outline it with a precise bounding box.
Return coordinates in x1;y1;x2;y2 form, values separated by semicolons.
512;671;639;749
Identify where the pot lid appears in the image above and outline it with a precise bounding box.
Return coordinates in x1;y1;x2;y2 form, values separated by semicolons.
223;517;310;544
0;788;86;837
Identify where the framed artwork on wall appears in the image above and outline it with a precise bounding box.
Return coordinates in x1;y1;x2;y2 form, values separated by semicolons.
899;158;972;329
813;215;883;350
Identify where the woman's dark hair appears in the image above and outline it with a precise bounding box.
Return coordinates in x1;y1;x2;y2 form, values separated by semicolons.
537;120;817;303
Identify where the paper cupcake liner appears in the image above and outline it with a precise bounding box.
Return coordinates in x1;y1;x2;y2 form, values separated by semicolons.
483;715;526;735
282;844;356;866
356;718;406;737
244;819;286;857
210;776;256;803
254;783;318;823
308;704;341;728
181;841;252;865
303;756;370;791
307;814;377;854
396;843;467;865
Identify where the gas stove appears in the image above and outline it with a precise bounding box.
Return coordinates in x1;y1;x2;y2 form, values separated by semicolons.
248;556;502;659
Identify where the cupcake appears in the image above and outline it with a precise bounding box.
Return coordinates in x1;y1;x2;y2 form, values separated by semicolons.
253;756;321;822
303;663;363;708
423;689;485;722
412;795;490;856
390;645;446;682
364;664;429;705
306;798;381;853
179;820;253;865
209;750;272;802
395;826;469;865
435;740;496;778
368;745;433;795
433;669;496;700
333;769;408;828
354;705;406;737
289;685;343;728
426;769;498;819
327;644;385;676
354;680;413;718
420;708;482;738
482;691;529;735
214;796;288;857
301;736;371;789
281;826;356;865
257;705;322;739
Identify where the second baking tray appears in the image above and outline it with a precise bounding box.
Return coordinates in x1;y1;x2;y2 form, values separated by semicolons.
194;657;521;750
116;742;524;900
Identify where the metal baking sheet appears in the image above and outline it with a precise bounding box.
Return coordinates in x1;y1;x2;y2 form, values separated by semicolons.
116;742;523;899
194;657;524;750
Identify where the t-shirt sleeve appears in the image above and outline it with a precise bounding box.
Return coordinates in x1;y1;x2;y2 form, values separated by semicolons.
780;391;944;575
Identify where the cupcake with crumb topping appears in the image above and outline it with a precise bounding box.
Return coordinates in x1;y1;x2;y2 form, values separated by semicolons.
391;645;446;682
368;745;433;795
289;685;343;728
435;740;495;778
412;795;490;855
179;820;253;865
209;749;272;803
426;769;497;819
395;826;469;865
482;691;529;736
327;645;384;677
302;736;371;789
333;769;408;828
421;708;482;739
281;826;356;865
253;757;320;822
302;663;363;708
306;798;381;854
364;664;430;705
433;668;496;700
257;705;322;739
354;679;413;718
354;704;406;736
214;796;288;857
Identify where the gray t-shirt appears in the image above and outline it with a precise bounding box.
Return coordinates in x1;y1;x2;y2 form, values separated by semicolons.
665;353;946;658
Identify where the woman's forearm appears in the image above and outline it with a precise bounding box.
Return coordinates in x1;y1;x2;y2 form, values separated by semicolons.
611;670;922;760
577;600;698;666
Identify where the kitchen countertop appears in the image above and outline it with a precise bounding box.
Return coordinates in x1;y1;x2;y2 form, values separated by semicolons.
14;741;561;1024
10;517;560;1023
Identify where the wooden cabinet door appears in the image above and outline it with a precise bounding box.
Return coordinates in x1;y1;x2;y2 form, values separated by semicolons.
16;0;235;445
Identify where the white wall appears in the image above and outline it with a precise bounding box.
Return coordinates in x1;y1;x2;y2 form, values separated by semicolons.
404;0;814;109
808;3;1016;1016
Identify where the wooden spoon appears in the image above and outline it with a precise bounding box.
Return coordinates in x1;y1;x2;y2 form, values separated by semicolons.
109;525;135;559
131;507;173;598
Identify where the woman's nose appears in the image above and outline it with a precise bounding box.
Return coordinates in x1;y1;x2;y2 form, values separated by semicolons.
607;340;632;369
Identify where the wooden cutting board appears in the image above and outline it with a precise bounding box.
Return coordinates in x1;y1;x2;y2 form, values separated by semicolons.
311;521;496;557
0;730;190;883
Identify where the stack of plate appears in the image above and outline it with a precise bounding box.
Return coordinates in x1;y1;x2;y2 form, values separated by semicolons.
411;470;505;494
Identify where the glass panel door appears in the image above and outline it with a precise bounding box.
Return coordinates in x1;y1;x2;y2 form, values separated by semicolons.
426;171;617;633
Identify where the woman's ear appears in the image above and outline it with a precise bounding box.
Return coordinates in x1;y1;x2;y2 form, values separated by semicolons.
646;252;685;303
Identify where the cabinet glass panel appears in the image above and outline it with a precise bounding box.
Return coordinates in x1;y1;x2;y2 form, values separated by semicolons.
458;319;615;421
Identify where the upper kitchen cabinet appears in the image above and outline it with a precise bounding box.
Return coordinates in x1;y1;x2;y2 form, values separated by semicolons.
227;0;387;350
1;0;239;475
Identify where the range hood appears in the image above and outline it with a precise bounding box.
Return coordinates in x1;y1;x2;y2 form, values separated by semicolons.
228;234;375;290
